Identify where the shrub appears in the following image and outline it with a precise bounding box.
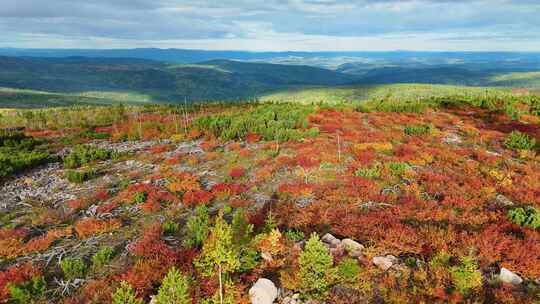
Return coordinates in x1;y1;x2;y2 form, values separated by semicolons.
354;164;381;179
429;251;451;268
184;205;210;248
297;233;335;299
112;281;142;304
0;132;53;178
162;220;179;235
92;246;115;269
0;262;42;302
388;162;411;176
155;267;190;304
64;168;97;183
504;131;536;150
228;166;246;179
64;145;118;169
133;192;148;204
194;104;315;142
75;218;121;238
7;276;45;304
337;258;361;286
450;256;482;294
404;124;432;136
0;150;53;178
60;258;87;280
285;230;305;242
508;207;540;229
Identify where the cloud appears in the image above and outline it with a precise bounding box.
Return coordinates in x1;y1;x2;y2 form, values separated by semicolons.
0;0;539;50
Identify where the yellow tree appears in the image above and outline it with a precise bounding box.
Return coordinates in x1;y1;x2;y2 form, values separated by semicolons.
194;212;239;304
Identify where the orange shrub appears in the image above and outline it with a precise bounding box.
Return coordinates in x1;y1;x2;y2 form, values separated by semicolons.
75;218;121;239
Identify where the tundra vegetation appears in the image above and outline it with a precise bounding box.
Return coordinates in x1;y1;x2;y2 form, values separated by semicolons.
0;88;539;303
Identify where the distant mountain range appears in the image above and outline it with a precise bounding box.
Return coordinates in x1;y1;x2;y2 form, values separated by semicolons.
0;50;539;107
2;48;540;68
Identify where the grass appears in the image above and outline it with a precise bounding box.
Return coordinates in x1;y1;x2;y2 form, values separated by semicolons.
260;83;514;105
489;71;540;88
0;87;151;108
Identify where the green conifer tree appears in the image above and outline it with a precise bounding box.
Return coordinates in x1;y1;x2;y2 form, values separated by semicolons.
155;267;190;304
297;233;335;299
112;281;142;304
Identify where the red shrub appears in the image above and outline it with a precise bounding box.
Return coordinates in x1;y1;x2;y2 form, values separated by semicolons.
128;224;176;262
92;190;111;202
148;144;171;154
0;263;42;302
229;166;246;178
295;156;320;169
212;183;248;197
96;201;119;214
246;132;262;143
182;190;214;207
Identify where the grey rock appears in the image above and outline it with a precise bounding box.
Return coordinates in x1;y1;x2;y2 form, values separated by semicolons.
249;278;278;304
373;255;397;271
499;268;523;285
341;238;364;257
443;133;462;144
322;233;338;244
495;194;515;207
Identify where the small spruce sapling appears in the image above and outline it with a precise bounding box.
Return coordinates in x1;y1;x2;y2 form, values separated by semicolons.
155;267;191;304
112;281;142;304
297;233;335;299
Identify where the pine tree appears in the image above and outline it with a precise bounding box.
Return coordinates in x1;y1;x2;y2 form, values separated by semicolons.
155;267;190;304
297;233;335;299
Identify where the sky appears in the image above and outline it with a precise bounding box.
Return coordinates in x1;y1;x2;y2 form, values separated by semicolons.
1;0;540;51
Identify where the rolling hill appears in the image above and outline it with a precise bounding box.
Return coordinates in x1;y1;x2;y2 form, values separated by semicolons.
0;56;357;106
0;54;539;108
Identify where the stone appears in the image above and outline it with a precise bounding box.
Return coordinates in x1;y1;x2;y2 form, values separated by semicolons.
495;194;515;207
249;278;278;304
330;243;345;256
341;238;364;257
322;233;338;244
373;255;397;271
443;133;462;144
499;268;523;285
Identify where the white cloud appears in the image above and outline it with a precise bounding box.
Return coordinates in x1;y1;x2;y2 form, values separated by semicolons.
1;0;539;51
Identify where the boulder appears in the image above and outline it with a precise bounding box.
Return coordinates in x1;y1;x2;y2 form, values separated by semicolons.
373;255;397;271
322;233;338;244
249;278;278;304
499;268;523;285
341;238;364;257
